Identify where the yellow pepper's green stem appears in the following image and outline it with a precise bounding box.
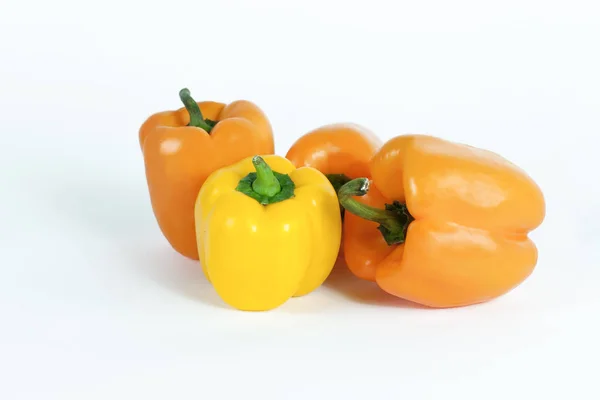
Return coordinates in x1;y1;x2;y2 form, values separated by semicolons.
252;156;281;197
179;88;215;133
337;178;414;246
236;156;296;205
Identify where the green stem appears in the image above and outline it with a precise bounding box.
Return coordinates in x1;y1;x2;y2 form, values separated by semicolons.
337;178;414;246
236;156;296;205
179;88;214;133
251;156;281;198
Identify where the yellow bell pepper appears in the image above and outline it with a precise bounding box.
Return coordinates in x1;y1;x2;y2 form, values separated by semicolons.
194;154;342;311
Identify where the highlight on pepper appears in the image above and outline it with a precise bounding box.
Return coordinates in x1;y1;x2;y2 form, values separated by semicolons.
194;154;342;311
337;134;546;309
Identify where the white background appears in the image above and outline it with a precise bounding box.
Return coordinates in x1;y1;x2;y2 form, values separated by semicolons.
1;0;599;398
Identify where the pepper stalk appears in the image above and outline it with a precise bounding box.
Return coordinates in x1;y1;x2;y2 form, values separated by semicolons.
236;156;296;205
337;178;414;246
179;88;218;133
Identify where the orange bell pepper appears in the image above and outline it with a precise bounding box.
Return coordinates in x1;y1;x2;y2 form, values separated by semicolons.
285;123;382;258
338;134;546;308
139;88;274;260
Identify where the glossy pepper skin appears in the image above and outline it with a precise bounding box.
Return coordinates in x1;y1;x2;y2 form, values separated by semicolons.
195;154;342;311
339;134;546;308
285;123;382;258
139;88;274;260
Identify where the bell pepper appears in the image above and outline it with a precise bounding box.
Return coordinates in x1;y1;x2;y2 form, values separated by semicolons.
338;134;546;308
139;88;274;260
194;154;342;311
285;123;382;258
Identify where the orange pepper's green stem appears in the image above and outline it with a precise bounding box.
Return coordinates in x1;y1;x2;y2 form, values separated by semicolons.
179;88;215;133
236;156;296;205
338;178;414;246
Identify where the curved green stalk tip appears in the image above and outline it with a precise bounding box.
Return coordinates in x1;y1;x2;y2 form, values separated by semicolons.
178;87;214;133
